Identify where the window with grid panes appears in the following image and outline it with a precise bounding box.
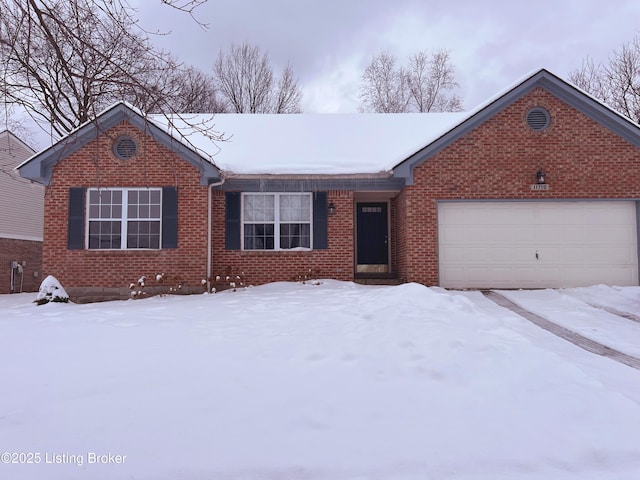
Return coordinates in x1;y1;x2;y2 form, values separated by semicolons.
87;188;162;249
242;193;311;250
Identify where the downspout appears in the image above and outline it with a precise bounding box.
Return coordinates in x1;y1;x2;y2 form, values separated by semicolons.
207;175;225;292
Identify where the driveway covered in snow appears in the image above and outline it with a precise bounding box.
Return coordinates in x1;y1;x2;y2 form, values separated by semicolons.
1;281;639;480
496;286;640;357
485;288;640;369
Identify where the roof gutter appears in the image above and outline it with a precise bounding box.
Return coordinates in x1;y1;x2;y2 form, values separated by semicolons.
221;172;394;180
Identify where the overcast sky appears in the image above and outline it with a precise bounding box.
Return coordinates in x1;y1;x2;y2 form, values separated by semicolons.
137;0;640;113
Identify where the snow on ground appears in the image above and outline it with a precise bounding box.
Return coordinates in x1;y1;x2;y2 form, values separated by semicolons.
1;281;639;480
498;287;640;358
562;284;640;319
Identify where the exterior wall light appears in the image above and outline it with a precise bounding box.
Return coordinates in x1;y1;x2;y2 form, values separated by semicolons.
536;169;546;184
328;201;336;216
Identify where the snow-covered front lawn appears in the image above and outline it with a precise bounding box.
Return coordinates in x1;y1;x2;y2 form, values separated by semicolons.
1;280;639;480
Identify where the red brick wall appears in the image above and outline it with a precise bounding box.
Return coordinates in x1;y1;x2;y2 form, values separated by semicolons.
211;190;354;285
46;87;639;293
397;87;640;285
0;238;42;293
388;198;399;277
44;122;210;292
394;189;409;282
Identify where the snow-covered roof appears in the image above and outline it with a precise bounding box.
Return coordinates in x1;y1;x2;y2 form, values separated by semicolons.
150;112;468;175
154;68;640;178
20;68;640;186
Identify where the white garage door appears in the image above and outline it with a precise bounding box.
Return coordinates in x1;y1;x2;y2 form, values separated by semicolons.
438;201;639;288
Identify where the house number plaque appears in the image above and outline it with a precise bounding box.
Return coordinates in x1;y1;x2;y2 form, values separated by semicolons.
530;184;550;191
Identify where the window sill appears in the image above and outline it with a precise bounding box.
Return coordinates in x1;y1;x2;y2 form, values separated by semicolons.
239;249;314;256
76;249;163;255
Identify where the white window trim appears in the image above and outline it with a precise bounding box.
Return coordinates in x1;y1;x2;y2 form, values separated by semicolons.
86;187;163;250
241;192;313;251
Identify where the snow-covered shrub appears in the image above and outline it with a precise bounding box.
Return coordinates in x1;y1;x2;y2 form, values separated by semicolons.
156;273;184;294
129;273;185;299
292;268;321;285
208;268;247;293
129;275;147;298
35;275;70;305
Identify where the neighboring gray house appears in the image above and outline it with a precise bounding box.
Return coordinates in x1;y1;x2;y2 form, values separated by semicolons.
0;130;43;293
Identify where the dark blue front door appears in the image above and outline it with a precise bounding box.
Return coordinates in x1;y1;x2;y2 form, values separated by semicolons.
356;202;388;268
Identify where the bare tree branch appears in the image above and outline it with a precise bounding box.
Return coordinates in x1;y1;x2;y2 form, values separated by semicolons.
213;42;303;114
274;63;302;113
0;0;223;149
359;50;463;113
164;66;227;113
570;36;640;123
0;103;32;145
359;51;409;113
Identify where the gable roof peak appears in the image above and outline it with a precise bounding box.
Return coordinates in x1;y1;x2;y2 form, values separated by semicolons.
392;67;640;183
17;101;221;186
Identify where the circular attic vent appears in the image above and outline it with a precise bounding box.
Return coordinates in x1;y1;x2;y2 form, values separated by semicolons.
113;136;138;160
526;107;550;131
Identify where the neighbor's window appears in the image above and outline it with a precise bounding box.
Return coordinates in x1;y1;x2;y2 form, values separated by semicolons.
87;188;162;249
242;193;311;250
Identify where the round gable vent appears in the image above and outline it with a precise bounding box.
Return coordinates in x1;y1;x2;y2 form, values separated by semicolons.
526;107;550;131
113;136;138;160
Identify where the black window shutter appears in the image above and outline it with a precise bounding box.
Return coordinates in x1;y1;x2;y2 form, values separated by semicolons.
68;188;86;250
225;192;241;250
162;187;178;248
313;192;328;250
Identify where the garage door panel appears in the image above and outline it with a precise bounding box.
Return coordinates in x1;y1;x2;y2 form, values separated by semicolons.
511;226;537;242
486;247;532;263
588;225;636;244
600;267;637;285
539;208;577;224
536;226;571;243
463;226;513;242
438;201;639;288
439;221;538;243
560;266;636;286
438;226;464;244
537;225;586;243
442;245;540;264
441;208;469;224
539;247;579;263
467;267;535;284
483;210;535;225
539;245;636;264
463;266;547;288
585;206;634;224
440;267;465;284
536;267;565;285
590;246;638;263
439;246;463;263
